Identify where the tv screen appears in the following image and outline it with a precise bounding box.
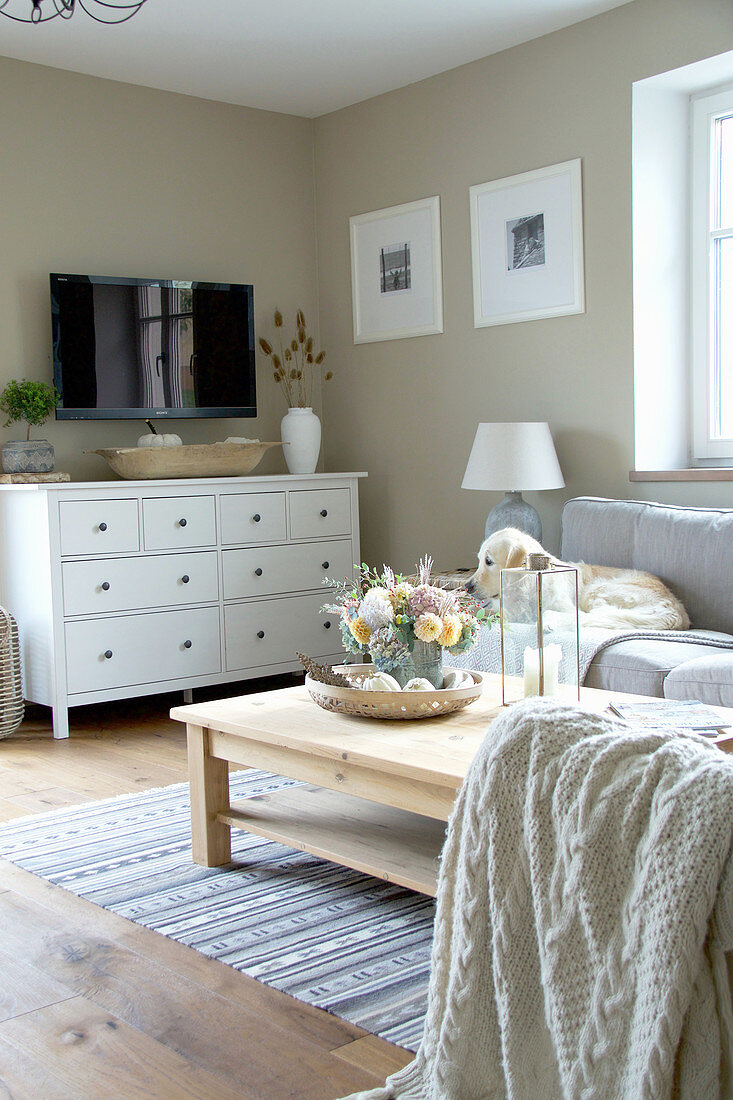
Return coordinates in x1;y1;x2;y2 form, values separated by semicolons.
51;273;256;420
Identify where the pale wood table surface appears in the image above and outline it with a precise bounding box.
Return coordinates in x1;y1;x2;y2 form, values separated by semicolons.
170;677;733;897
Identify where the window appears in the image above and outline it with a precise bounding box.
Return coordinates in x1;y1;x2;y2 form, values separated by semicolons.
691;87;733;460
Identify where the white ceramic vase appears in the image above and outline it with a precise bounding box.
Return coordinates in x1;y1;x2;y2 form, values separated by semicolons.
280;407;321;474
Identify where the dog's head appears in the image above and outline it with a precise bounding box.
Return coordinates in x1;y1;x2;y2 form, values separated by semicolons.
465;528;548;607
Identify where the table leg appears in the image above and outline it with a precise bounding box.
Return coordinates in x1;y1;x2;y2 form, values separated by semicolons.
187;722;231;866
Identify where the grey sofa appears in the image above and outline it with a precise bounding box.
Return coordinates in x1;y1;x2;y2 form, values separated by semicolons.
561;497;733;706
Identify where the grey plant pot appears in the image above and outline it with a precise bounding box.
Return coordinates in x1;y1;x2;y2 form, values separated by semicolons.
1;439;55;474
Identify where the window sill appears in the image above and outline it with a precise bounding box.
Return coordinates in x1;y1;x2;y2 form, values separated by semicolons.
629;468;733;482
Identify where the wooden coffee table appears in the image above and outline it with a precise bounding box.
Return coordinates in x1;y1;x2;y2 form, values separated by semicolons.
170;677;733;897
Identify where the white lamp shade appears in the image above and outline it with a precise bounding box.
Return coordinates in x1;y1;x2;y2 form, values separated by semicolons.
461;422;565;492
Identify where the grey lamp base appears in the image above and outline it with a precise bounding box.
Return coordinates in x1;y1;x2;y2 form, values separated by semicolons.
485;491;542;543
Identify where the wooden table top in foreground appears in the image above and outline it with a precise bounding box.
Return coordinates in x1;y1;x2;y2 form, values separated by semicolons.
171;677;733;893
171;675;733;796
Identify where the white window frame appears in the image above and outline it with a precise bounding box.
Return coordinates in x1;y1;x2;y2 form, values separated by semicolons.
691;86;733;460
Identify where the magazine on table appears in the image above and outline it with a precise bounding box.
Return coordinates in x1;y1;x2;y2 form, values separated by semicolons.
608;698;729;735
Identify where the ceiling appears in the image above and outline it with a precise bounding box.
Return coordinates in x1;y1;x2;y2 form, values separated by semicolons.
0;0;634;118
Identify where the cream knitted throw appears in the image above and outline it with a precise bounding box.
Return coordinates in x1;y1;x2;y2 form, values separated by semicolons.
343;698;733;1100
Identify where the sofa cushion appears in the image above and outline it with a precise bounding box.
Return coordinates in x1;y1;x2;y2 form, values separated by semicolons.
663;655;733;708
583;632;733;698
560;497;733;634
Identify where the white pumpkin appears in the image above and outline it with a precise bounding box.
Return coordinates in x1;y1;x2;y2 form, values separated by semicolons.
442;669;473;690
360;670;402;692
402;677;434;691
137;432;183;448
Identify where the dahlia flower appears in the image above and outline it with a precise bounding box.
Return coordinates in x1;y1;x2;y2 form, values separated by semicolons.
438;613;462;648
414;612;443;642
349;617;372;644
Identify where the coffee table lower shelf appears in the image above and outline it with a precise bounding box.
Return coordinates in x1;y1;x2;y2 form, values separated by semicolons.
219;784;447;897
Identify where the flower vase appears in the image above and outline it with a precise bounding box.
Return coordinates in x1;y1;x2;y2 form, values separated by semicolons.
392;640;444;689
281;407;321;474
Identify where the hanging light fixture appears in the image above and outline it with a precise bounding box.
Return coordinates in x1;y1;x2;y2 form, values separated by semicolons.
0;0;147;24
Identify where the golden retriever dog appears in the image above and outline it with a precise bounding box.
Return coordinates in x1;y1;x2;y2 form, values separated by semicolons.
465;527;690;631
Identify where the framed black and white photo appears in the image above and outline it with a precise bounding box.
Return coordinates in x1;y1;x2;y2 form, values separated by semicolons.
470;159;584;327
350;196;443;343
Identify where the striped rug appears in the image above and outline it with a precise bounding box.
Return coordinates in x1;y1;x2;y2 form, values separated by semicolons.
0;769;435;1050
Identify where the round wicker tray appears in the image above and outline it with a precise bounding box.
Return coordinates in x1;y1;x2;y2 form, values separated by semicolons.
305;664;485;720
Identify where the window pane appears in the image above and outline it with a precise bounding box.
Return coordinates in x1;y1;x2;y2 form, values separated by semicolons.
718;114;733;229
137;285;162;319
715;235;733;439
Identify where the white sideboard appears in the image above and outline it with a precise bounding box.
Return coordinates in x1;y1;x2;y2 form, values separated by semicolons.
0;472;365;738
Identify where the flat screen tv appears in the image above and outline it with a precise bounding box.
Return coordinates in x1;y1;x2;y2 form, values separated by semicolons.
51;273;256;420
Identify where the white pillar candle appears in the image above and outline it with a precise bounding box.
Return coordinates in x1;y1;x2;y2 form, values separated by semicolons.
523;643;562;697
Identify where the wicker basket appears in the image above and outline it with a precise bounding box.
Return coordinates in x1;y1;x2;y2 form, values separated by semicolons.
305;665;485;720
0;606;23;739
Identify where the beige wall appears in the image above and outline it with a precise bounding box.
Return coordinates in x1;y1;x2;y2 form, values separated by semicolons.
313;0;733;571
3;1;733;570
0;57;317;480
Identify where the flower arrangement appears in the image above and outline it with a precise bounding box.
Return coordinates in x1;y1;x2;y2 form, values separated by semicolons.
258;308;331;408
322;556;493;677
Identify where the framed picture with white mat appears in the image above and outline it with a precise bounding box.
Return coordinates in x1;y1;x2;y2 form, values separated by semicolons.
470;159;584;328
349;195;444;343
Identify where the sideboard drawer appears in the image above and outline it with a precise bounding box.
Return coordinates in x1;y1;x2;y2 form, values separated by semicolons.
225;593;339;671
143;495;216;550
220;492;287;545
222;540;353;600
65;606;221;695
62;551;219;616
289;489;351;539
59;498;140;557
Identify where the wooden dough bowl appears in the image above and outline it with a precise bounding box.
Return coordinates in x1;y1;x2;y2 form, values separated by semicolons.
86;441;283;480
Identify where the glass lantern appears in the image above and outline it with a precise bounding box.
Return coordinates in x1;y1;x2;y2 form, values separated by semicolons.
499;554;580;705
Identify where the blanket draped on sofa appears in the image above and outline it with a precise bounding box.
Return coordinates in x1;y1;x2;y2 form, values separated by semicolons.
344;698;733;1100
443;622;733;686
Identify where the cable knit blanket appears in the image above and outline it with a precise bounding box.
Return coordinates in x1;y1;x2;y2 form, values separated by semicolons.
443;623;733;685
343;698;733;1100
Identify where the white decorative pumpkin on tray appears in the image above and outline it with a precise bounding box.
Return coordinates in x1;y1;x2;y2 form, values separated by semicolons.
137;431;182;448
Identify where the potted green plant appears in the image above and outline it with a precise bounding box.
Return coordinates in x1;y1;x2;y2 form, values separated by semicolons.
0;379;60;474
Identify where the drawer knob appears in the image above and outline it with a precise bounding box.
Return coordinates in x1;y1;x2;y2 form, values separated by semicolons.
254;567;263;577
320;509;328;517
321;561;329;570
104;649;113;659
183;639;192;649
324;620;332;630
181;574;190;584
252;513;261;523
178;518;188;527
256;630;265;639
98;522;108;532
101;581;110;591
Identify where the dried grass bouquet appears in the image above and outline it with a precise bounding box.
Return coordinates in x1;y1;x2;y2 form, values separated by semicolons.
258;308;331;408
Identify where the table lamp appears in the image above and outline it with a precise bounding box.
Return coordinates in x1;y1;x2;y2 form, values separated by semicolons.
461;422;564;542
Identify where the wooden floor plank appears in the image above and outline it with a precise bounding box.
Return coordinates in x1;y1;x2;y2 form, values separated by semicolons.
0;1033;76;1099
0;875;387;1098
0;797;35;820
0;998;244;1100
0;945;75;1022
0;692;413;1096
333;1034;414;1076
3;786;99;815
0;862;368;1048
